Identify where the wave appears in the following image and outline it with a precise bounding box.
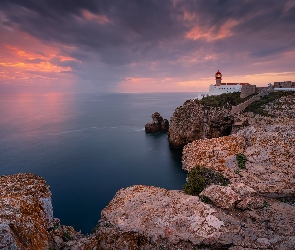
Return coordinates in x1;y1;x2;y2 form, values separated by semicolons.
0;126;139;141
134;128;145;131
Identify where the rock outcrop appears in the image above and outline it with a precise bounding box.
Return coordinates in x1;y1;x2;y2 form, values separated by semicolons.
145;112;169;133
0;173;54;250
231;92;295;134
263;93;295;118
182;125;295;197
0;173;98;250
3;174;295;249
96;185;295;249
2;93;295;249
168;100;233;148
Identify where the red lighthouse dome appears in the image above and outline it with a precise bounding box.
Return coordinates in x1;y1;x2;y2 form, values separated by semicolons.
215;70;222;80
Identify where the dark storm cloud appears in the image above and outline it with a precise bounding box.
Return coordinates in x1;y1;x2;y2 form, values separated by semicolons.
49;57;80;68
2;0;294;62
1;0;295;92
0;0;188;65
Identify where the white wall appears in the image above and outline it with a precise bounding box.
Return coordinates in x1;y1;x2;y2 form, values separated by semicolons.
274;88;295;91
209;85;241;95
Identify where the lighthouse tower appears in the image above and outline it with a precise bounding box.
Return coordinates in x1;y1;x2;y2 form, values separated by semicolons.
215;70;222;86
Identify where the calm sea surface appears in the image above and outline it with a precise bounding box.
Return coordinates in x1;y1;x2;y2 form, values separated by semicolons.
0;92;194;233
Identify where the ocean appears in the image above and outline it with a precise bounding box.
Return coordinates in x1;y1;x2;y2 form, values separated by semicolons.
0;92;194;233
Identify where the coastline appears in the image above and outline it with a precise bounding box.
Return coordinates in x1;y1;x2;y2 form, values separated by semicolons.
1;92;295;249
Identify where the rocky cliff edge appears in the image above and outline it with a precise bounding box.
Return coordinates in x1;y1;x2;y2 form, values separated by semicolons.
2;93;295;249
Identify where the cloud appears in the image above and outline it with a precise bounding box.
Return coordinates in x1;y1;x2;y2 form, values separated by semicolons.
0;0;295;93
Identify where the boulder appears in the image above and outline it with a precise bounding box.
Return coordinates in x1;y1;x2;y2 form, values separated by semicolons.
145;112;169;133
199;185;240;209
236;197;265;210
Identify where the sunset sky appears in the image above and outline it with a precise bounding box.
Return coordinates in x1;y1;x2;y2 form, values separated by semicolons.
1;0;295;93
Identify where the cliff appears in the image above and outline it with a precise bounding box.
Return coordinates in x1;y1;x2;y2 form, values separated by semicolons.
3;175;294;249
0;173;97;250
183;125;295;197
0;173;54;249
169;91;295;148
168;99;233;148
2;92;295;249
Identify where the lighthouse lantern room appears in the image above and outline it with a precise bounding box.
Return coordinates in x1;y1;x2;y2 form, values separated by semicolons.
215;70;222;86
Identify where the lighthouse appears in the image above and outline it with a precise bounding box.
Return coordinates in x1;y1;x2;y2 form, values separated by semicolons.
197;70;251;99
215;70;222;86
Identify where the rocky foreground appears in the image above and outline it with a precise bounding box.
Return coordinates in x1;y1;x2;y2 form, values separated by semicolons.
0;173;98;250
1;92;295;249
1;172;295;249
183;125;295;197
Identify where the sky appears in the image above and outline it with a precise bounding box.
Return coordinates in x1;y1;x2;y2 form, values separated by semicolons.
1;0;295;93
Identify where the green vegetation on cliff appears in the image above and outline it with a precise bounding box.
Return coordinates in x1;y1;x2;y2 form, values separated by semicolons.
183;166;230;196
244;91;295;116
195;92;255;108
236;153;247;169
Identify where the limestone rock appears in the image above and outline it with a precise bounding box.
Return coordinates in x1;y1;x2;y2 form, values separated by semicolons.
1;174;295;249
0;173;54;250
0;173;97;250
236;197;265;210
182;125;295;197
263;93;295;118
200;185;240;209
145;112;169;133
168;100;234;148
96;185;239;249
95;185;295;249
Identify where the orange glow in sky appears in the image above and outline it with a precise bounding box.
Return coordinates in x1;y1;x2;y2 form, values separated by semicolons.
0;30;77;89
1;1;295;93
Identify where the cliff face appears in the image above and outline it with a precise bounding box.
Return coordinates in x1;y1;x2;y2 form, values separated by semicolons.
2;93;295;249
168;100;233;148
261;93;295;118
183;125;295;197
0;173;53;250
0;173;98;250
169;92;295;148
2;172;295;249
93;124;295;249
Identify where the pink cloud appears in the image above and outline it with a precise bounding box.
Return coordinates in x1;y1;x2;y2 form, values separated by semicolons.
80;10;111;25
186;20;239;41
0;27;77;90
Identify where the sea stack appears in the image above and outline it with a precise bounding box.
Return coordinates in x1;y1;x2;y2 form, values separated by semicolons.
145;112;169;133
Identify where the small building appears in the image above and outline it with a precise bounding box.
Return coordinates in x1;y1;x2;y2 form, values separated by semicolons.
210;70;251;95
197;70;252;99
273;81;295;91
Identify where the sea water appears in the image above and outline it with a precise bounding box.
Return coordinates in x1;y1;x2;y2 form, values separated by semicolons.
0;92;194;233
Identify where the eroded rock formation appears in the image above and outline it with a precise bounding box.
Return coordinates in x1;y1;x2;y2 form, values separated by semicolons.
145;112;169;133
0;173;97;250
182;125;295;197
168;100;234;148
0;173;54;250
96;185;295;249
2;93;295;249
3;173;294;249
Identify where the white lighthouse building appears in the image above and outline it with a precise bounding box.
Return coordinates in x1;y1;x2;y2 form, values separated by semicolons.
197;70;250;99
